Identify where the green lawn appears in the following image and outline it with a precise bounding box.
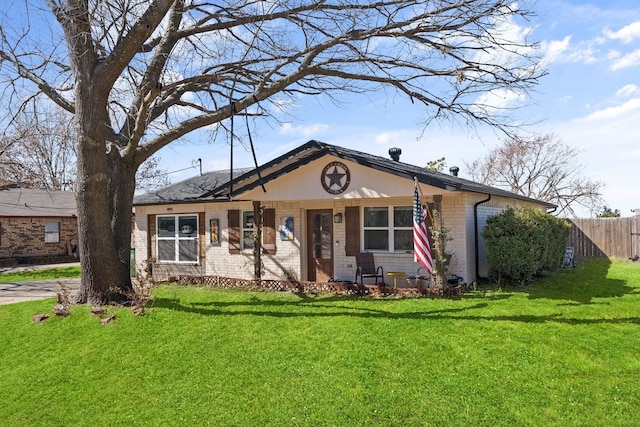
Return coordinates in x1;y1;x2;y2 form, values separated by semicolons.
1;258;638;426
0;266;81;283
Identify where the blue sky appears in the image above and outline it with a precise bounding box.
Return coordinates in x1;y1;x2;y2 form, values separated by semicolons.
154;1;639;217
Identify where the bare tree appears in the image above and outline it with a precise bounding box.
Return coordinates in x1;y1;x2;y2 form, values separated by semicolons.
0;108;76;190
135;155;171;191
465;133;605;217
0;0;545;304
0;107;169;191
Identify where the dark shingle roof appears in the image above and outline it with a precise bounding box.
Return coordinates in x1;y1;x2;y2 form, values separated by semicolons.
133;140;555;208
0;188;77;217
133;168;253;206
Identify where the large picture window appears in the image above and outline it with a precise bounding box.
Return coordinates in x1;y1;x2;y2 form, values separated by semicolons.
45;221;60;243
363;206;412;252
157;215;198;262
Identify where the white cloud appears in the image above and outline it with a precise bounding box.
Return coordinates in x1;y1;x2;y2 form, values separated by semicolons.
606;49;621;60
541;23;640;69
611;49;640;70
374;130;417;146
582;98;640;121
541;36;571;64
279;122;328;137
473;89;526;112
540;36;599;65
604;21;640;43
470;10;537;73
551;104;640;216
616;84;640;98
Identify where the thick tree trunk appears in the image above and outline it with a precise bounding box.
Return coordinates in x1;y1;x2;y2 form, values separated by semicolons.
73;82;134;305
109;155;137;290
74;146;136;305
54;0;142;305
74;188;126;304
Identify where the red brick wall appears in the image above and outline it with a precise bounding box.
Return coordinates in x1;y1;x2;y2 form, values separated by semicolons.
0;217;78;258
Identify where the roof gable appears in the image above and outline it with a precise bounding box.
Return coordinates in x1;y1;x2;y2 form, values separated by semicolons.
133;140;555;208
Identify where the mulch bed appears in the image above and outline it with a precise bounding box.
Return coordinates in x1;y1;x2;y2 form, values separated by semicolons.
174;275;468;298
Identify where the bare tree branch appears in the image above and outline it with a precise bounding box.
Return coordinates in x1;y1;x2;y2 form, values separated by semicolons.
0;0;547;303
465;133;606;217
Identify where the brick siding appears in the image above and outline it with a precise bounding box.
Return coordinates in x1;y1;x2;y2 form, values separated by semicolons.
0;217;78;258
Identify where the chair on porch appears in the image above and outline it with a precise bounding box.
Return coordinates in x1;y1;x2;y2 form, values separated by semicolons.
355;252;385;286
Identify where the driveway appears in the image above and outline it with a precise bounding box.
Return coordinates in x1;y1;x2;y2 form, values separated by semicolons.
0;278;81;305
0;263;81;306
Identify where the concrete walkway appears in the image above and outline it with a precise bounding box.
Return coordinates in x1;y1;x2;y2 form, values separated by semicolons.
0;263;81;306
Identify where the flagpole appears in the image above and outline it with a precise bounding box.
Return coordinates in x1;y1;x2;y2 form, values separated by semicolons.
413;176;434;224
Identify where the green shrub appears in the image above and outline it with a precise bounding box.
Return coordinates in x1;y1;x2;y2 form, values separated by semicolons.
482;207;570;285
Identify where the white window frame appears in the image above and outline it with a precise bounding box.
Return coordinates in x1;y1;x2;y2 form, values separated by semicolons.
156;214;199;263
45;221;60;244
362;206;413;252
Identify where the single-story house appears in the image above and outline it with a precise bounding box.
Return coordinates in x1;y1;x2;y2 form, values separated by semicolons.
0;187;78;266
132;140;555;285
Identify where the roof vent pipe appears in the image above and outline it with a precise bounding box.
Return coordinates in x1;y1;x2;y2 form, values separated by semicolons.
388;147;402;162
449;166;459;176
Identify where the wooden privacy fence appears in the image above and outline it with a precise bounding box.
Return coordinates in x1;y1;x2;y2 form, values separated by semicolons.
567;217;640;259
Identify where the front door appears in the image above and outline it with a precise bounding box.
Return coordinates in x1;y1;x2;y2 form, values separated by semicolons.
306;210;333;282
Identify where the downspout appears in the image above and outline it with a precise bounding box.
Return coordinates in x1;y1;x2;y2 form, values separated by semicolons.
474;194;492;280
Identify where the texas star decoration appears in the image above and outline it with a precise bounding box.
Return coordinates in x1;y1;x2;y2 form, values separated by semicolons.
321;161;351;195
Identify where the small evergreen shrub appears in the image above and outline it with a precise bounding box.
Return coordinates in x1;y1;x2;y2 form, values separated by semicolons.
482;207;570;285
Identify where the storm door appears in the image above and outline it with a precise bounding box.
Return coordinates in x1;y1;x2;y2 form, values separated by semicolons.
306;210;333;282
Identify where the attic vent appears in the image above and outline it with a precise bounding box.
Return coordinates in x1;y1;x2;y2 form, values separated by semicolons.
388;147;402;161
449;166;459;176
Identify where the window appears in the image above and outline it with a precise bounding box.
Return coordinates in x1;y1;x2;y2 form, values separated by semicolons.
45;221;60;243
393;206;413;251
242;211;255;250
228;208;277;255
157;215;198;262
363;206;412;252
363;207;388;250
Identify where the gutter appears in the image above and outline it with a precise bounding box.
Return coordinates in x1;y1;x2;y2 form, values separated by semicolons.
474;194;492;281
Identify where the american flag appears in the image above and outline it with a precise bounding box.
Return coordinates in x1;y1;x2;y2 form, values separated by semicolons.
413;183;433;274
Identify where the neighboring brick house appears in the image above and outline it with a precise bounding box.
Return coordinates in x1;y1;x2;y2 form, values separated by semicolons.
133;140;555;285
0;188;78;265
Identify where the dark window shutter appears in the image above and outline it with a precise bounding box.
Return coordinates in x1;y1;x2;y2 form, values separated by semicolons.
147;214;156;259
199;212;206;260
345;206;360;256
262;208;276;255
228;209;241;254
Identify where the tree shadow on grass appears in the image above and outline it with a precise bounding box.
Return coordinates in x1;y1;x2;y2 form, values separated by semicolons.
152;289;640;326
150;258;640;325
153;294;491;319
492;258;635;305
